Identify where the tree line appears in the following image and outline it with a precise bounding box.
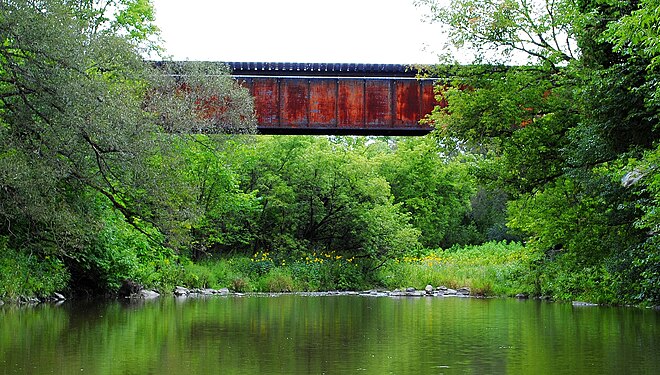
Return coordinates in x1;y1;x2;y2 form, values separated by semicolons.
1;0;658;305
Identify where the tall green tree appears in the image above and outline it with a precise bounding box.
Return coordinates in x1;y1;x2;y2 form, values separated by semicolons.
0;0;255;293
232;136;420;268
418;0;659;303
378;137;478;248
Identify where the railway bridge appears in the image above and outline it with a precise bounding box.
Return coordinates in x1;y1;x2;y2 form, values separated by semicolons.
226;62;440;136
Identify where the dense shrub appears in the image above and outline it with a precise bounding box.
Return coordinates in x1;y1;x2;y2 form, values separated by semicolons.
0;237;69;299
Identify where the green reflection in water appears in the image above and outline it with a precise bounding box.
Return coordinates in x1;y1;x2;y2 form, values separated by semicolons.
1;296;659;374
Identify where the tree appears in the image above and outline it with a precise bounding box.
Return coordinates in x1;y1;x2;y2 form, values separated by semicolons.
599;0;660;303
415;0;580;68
378;137;478;248
233;136;420;267
0;0;255;293
418;0;660;303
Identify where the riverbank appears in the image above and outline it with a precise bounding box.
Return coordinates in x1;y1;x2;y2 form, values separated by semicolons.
1;240;635;306
147;285;476;299
1;241;533;304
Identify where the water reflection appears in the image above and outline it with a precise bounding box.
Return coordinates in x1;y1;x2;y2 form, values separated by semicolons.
1;296;659;374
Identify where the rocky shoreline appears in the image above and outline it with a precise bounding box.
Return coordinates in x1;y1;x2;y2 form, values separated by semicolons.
0;284;478;305
1;283;614;306
166;284;474;299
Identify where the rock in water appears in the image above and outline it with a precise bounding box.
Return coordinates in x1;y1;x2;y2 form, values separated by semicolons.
139;290;160;299
118;279;143;298
457;287;470;296
425;285;434;294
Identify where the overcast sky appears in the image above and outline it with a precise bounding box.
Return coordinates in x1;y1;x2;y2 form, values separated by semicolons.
151;0;448;64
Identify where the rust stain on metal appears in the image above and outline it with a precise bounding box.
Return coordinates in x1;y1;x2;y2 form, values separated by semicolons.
366;80;392;126
250;78;279;125
338;79;364;128
227;63;442;135
281;79;308;127
395;80;420;125
421;80;439;119
309;79;337;126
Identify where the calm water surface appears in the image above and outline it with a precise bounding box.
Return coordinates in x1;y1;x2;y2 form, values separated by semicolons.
1;295;659;374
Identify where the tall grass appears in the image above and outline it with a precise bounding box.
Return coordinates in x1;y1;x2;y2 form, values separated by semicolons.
376;241;532;296
0;238;534;299
181;251;369;293
176;242;532;296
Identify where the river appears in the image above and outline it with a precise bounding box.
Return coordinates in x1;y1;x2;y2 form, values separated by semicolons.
1;295;659;374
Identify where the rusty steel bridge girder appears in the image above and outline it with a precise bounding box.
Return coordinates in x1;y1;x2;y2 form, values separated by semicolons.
226;62;441;136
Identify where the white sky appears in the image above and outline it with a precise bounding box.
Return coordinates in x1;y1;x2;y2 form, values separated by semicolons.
152;0;448;64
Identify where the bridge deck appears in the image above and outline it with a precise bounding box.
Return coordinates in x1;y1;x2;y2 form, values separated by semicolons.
226;62;439;136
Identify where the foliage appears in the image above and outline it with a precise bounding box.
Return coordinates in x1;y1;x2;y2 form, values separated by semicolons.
146;62;256;134
604;0;660;71
419;0;660;305
0;0;255;294
415;0;580;67
232;136;421;265
289;251;367;291
378;137;478;247
431;66;575;194
609;144;660;304
531;252;618;303
0;236;69;299
377;241;531;296
256;268;296;292
179;136;260;258
128;242;529;295
5;0;660;306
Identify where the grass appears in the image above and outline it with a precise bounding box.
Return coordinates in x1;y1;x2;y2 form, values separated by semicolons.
0;238;70;299
0;239;534;299
180;250;368;292
376;241;533;296
174;241;533;296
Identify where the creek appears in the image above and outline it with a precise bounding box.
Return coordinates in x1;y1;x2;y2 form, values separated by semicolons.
1;295;659;374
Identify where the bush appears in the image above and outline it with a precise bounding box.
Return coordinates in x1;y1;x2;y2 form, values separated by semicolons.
258;268;296;292
230;277;254;292
534;252;618;303
0;237;69;299
182;262;217;288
